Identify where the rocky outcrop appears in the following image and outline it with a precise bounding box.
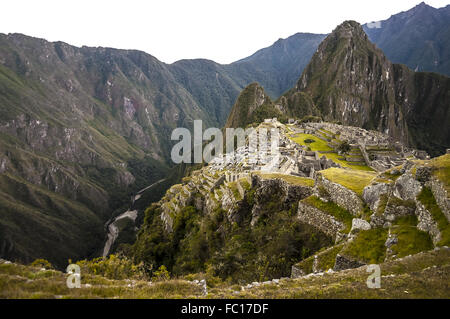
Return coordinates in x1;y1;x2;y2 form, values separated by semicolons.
350;219;371;234
363;183;391;211
393;173;422;201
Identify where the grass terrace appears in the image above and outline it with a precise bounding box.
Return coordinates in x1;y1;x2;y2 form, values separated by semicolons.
289;134;373;171
302;196;353;232
415;154;450;192
388;216;434;258
340;228;388;264
320;168;378;196
254;172;315;187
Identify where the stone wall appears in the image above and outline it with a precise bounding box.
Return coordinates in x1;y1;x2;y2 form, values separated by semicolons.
429;178;450;222
316;175;363;215
416;201;441;245
297;202;346;242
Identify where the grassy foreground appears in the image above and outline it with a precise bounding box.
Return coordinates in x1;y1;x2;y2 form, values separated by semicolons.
1;248;449;299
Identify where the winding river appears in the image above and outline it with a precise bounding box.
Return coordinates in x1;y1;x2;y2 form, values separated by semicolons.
102;178;167;257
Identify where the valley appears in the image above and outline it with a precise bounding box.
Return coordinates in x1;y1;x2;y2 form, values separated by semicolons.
0;2;449;300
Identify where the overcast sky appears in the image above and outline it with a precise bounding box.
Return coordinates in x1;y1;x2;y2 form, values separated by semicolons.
0;0;448;64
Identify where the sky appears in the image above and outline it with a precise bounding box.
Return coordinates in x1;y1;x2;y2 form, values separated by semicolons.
0;0;449;64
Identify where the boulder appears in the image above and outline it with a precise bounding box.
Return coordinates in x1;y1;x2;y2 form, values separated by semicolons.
393;173;422;201
350;218;371;234
363;183;391;211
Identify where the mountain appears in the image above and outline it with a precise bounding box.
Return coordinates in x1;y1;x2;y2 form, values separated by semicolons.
226;33;327;98
280;21;450;156
1;2;450;266
363;2;450;76
0;29;329;266
0;33;212;266
225;83;282;128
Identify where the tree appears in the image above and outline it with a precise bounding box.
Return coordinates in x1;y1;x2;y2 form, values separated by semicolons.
338;141;351;154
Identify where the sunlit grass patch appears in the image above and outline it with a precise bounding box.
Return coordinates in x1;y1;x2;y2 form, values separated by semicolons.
320;168;378;196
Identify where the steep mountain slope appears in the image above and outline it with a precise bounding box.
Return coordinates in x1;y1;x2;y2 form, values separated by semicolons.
224;83;282;128
364;2;450;76
0;30;330;266
226;33;327;98
280;21;450;156
0;34;208;266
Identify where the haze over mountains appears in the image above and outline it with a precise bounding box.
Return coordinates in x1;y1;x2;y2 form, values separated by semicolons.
0;2;449;266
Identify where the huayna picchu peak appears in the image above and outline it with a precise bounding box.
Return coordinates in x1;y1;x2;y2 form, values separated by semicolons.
280;20;450;157
0;2;449;302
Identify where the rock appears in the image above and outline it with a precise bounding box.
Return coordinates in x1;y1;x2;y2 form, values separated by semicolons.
415;167;432;184
350;218;371;234
291;265;305;278
333;254;365;271
393;173;422;201
363;183;391;211
385;234;398;248
297;202;346;242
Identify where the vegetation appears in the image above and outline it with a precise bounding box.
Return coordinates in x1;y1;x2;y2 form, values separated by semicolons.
341;228;388;264
75;254;147;280
337;141;351;154
320;168;378;196
417;187;450;246
302;196;353;232
132;199;331;284
390;225;433;258
290;134;372;171
255;172;315;187
2;249;449;299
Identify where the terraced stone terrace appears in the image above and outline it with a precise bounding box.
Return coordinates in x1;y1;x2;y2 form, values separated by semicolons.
289;122;427;172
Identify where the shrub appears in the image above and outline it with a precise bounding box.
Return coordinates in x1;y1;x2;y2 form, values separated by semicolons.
30;259;53;269
338;141;351;154
76;254;147;280
152;265;171;281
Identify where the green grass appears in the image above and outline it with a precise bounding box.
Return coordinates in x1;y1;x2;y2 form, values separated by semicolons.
320;168;378;196
227;182;243;201
316;245;344;272
302;196;353;232
376;194;389;216
417;187;450;246
289;134;373;171
390;226;433;258
212;249;450;299
341;228;388;264
255;172;315;187
2;250;450;299
0;262;202;299
293;256;314;275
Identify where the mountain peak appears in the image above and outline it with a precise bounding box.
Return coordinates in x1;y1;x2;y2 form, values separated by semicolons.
331;20;367;40
225;83;281;129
